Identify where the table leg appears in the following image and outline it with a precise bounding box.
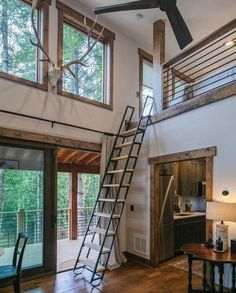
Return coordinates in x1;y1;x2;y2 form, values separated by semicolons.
188;255;193;293
210;263;215;292
232;265;236;293
202;261;207;292
218;264;224;293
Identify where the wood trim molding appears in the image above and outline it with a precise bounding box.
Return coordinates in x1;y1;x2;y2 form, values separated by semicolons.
0;0;49;91
138;48;153;114
138;48;153;63
150;164;159;267
153;82;236;124
149;146;216;165
124;251;153;267
163;18;236;69
56;1;114;110
149;147;215;267
0;127;102;152
56;1;115;40
206;156;214;239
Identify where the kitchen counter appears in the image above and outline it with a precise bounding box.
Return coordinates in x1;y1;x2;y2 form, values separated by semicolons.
174;211;206;220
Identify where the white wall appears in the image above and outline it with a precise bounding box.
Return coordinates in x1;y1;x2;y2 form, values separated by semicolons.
0;0;141;145
127;96;236;264
0;0;146;253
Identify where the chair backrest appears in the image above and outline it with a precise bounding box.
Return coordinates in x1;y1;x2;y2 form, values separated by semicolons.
12;232;28;276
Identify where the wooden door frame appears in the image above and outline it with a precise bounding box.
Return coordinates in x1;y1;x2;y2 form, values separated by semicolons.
0;128;102;279
149;146;216;267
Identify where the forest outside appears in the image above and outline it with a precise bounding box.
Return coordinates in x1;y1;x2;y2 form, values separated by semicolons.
0;170;100;249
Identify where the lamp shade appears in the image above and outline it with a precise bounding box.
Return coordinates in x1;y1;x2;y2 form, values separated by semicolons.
206;201;236;222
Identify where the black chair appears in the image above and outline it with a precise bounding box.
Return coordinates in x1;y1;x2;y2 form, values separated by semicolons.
0;232;28;293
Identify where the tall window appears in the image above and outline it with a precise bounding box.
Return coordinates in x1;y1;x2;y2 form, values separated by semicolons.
63;23;104;103
138;48;153;116
57;1;115;110
0;0;49;89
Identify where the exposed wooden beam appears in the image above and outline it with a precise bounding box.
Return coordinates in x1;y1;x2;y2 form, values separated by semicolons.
153;20;165;113
86;154;101;165
76;153;91;164
61;150;79;164
0;127;102;152
149;147;216;165
58;163;100;174
57;149;71;163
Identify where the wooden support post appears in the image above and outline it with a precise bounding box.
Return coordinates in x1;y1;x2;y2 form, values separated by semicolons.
153;20;165;113
17;209;25;234
69;164;78;240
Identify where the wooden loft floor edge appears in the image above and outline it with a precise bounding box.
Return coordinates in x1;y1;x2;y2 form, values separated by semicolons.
0;127;102;152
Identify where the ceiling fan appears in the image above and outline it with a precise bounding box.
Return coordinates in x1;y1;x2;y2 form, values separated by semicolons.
94;0;193;50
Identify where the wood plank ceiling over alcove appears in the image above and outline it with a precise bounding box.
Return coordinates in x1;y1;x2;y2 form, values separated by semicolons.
57;148;101;174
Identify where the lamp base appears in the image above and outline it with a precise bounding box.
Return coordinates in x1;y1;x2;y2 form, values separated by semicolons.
214;248;224;253
216;222;228;251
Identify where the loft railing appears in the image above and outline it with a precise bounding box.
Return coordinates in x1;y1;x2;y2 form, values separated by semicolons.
0;207;94;248
162;19;236;110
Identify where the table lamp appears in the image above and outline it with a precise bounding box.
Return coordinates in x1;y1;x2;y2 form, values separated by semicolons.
206;201;236;251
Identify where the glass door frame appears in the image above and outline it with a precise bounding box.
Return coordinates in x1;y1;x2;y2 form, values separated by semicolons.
0;137;57;278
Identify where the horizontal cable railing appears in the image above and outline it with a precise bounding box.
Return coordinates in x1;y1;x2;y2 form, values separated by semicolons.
162;19;236;110
77;207;95;237
0;206;96;248
57;208;70;240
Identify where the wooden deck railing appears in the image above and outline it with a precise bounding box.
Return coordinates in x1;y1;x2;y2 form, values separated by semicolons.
162;19;236;110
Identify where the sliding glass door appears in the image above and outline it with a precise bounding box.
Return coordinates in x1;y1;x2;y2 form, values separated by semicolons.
0;142;56;276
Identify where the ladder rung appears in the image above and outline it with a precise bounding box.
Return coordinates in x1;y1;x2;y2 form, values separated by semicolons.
98;198;125;203
84;242;110;254
94;212;120;219
107;169;134;174
115;141;141;149
103;184;129;188
120;127;145;137
89;226;115;236
77;258;105;273
111;155;137;161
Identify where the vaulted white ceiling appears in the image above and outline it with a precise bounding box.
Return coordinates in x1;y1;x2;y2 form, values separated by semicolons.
78;0;236;60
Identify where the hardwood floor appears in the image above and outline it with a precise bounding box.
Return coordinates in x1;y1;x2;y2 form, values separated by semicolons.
1;257;202;293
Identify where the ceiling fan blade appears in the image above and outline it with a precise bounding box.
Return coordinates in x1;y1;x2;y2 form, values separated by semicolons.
166;6;193;49
94;0;159;15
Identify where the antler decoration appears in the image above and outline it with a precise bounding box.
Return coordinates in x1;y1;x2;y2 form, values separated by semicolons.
30;0;105;88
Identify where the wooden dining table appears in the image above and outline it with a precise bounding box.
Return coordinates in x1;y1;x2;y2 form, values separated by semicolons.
182;243;236;293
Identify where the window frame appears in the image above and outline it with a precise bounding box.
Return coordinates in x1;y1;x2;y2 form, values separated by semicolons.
138;48;153;115
0;0;50;90
57;1;115;110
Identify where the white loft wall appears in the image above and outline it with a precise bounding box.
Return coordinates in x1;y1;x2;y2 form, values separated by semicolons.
127;96;236;261
0;0;141;144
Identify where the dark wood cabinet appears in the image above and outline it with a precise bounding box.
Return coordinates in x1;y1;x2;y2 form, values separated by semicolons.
174;216;206;254
178;160;206;197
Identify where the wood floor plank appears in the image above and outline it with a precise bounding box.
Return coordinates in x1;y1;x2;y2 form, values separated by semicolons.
1;257;202;293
